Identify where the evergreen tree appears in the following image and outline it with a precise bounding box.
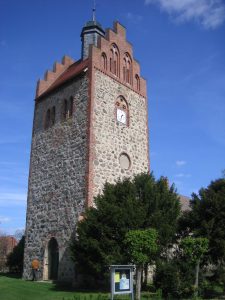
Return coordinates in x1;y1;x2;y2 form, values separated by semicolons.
7;235;25;274
71;173;181;286
179;177;225;265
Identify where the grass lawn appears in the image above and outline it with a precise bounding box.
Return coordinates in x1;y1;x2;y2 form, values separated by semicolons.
0;274;162;300
0;274;109;300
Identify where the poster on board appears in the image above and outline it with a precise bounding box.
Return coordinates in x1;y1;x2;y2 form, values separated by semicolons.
110;265;134;299
114;269;130;292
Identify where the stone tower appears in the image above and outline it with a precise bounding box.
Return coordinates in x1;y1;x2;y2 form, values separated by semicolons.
23;19;149;282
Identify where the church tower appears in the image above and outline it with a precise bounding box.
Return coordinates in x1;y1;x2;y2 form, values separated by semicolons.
23;18;149;282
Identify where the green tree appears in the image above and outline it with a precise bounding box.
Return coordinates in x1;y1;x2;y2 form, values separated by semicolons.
0;231;8;271
179;177;225;265
133;174;181;256
71;172;181;287
125;229;158;300
181;237;208;297
7;235;25;274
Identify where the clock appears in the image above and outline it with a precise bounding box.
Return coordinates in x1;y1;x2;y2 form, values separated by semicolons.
117;108;126;124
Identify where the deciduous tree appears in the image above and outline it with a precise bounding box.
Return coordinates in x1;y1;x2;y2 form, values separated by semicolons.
125;229;158;300
181;237;208;297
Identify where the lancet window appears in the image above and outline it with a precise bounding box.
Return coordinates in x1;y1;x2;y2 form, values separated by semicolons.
123;52;132;85
110;44;120;77
135;74;140;91
101;52;107;71
63;97;73;120
45;106;56;129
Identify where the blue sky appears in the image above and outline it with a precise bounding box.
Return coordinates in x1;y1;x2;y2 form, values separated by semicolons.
0;0;225;235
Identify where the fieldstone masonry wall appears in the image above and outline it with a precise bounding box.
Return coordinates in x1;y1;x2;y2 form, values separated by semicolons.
23;74;89;281
24;20;150;283
91;69;149;198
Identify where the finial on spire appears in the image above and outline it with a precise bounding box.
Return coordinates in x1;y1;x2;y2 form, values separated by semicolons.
92;0;96;21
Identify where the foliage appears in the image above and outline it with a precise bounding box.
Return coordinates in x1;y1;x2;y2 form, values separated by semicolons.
71;172;180;286
125;229;158;265
180;237;209;264
201;280;224;299
180;237;209;297
154;258;199;299
0;232;8;271
6;235;25;274
125;229;158;300
154;260;180;298
179;177;225;264
133;174;181;253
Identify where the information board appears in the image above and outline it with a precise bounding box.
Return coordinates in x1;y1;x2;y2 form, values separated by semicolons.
110;265;134;300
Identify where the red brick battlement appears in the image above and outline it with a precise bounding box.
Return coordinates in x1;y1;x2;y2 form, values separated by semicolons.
36;55;75;98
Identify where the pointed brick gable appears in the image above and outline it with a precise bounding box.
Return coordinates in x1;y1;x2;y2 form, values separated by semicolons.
89;21;147;98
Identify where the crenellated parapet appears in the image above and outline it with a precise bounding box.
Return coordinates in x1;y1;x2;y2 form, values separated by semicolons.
36;55;75;98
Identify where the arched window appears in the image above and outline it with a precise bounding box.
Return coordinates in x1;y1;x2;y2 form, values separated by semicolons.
63;99;68;119
44;107;56;129
123;58;126;81
110;44;120;77
123;53;132;85
110;49;113;73
115;96;129;126
135;74;140;91
63;97;73;120
69;97;73;117
45;109;51;129
101;52;107;70
51;106;55;126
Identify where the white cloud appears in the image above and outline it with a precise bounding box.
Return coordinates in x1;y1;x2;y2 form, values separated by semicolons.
0;216;11;223
0;192;27;207
176;160;187;166
1;227;25;236
145;0;225;29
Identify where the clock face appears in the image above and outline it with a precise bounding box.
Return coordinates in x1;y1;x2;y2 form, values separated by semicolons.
117;109;126;124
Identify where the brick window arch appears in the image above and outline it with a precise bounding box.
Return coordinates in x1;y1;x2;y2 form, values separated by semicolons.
123;52;132;85
63;97;73;120
110;43;120;77
44;106;55;129
115;95;129;126
45;109;51;129
135;74;140;91
101;52;107;70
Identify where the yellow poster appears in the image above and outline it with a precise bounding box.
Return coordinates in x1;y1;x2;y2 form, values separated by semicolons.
115;272;120;283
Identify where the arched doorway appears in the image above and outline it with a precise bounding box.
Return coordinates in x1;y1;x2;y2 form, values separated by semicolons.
48;237;59;280
43;237;59;280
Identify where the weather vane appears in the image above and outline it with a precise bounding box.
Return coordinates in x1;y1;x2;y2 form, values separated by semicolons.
92;0;96;21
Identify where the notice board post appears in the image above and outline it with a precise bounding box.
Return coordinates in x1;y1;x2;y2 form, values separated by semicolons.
110;265;135;300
